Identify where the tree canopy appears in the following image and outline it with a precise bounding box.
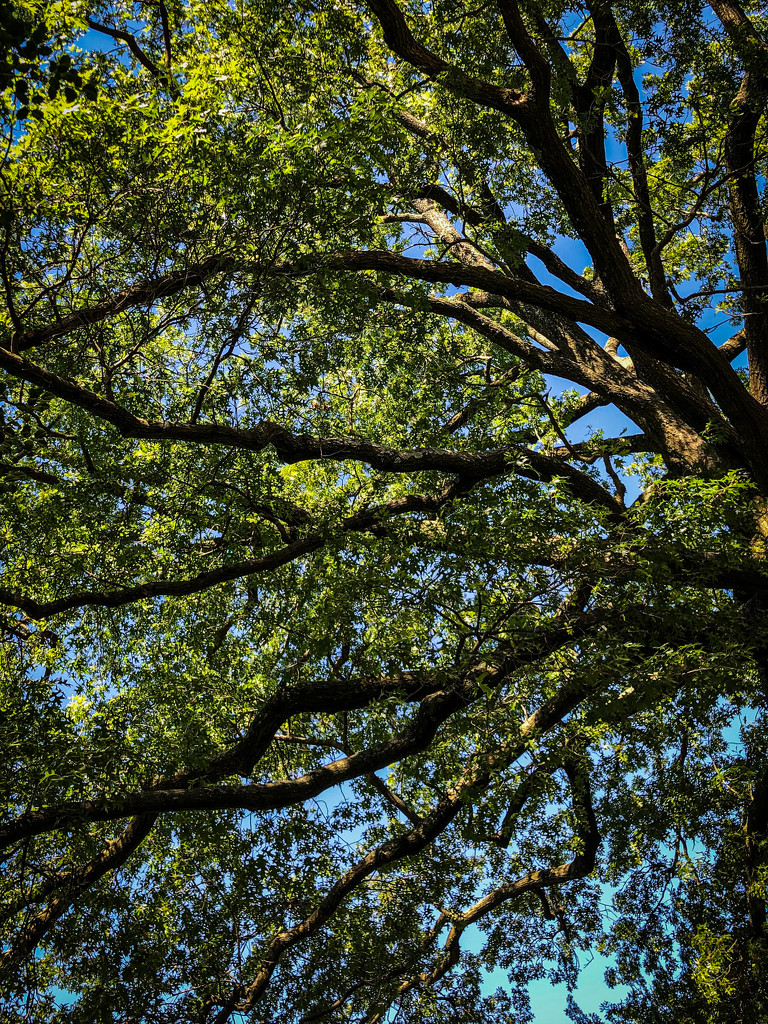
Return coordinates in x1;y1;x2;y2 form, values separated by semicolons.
2;0;768;1020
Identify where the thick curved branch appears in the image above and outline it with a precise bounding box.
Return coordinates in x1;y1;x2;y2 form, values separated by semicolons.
9;253;232;353
524;239;607;305
496;0;552;98
0;344;625;505
561;391;609;426
0;813;157;972
0;536;323;619
209;796;467;1023
4;251;630;357
612;25;672;306
569;3;619;227
3;242;760;475
85;17;180;99
362;5;768;449
0;689;463;849
720;329;747;362
85;19;163;78
207;670;602;1022
365;0;529;113
302;750;588;1021
366;750;598;1021
0;442;623;625
382;290;720;474
0;611;613;850
0;480;469;619
724;73;768;405
3;247;750;441
551;432;655;462
366;0;636;296
711;0;768;66
376;282;712;461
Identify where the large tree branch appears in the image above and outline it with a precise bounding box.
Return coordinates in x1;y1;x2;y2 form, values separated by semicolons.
0;345;625;515
0;536;323;619
366;0;637;297
724;73;768;405
366;226;714;459
0;690;462;849
524;239;608;305
0;310;722;510
361;3;768;454
365;748;598;1021
378;289;722;474
364;0;530;113
207;670;602;1022
0;478;486;619
3;241;762;475
0;814;157;972
5;251;632;355
711;0;768;66
720;328;748;362
85;17;180;99
612;23;672;306
302;750;591;1023
0;611;616;851
3;248;750;430
569;2;619;227
496;0;552;98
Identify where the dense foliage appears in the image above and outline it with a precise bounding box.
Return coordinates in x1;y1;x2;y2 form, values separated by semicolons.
2;1;768;1020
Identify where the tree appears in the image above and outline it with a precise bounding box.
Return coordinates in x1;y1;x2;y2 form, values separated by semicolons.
1;0;768;1019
